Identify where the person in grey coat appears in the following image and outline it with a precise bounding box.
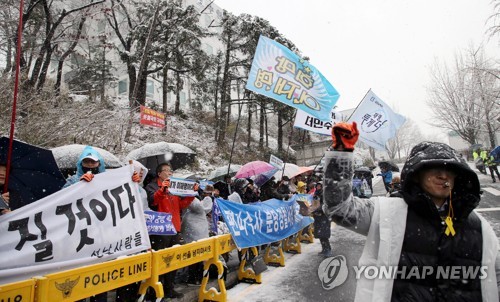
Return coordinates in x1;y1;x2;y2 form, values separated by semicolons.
181;197;212;285
323;121;499;302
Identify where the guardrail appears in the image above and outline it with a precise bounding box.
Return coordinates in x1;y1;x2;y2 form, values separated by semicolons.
0;230;313;302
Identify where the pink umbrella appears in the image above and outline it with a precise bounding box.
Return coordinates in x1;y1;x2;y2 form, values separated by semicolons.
235;161;276;179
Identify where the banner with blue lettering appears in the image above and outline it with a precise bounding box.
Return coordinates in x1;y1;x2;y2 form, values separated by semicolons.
215;198;314;249
246;35;340;122
144;210;177;235
347;90;406;150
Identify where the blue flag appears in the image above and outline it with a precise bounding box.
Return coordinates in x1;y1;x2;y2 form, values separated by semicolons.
246;36;340;122
215;198;313;249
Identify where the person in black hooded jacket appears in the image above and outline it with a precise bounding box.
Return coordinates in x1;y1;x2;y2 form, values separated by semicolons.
323;121;500;302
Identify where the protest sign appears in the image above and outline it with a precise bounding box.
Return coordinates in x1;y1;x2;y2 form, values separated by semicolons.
167;177;197;197
0;166;150;284
269;154;284;169
140;105;165;129
293;108;345;135
144;211;177;235
215;198;313;249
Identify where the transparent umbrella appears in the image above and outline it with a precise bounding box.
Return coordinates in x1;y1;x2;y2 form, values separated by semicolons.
125;142;196;172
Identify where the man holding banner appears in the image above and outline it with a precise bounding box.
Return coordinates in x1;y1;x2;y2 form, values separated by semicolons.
144;163;198;299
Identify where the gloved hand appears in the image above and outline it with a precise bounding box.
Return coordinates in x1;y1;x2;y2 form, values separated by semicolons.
132;172;141;183
161;179;170;192
80;173;94;182
331;121;359;151
193;183;199;192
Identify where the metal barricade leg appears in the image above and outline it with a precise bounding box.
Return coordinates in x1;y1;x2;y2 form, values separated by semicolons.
198;258;227;302
237;247;263;284
263;241;285;267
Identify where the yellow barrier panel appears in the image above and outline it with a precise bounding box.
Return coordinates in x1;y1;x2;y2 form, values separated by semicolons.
155;237;215;275
264;241;285;267
139;237;215;300
214;234;237;255
0;279;36;302
36;252;151;302
299;225;314;243
238;247;263;284
198;234;238;302
284;234;301;254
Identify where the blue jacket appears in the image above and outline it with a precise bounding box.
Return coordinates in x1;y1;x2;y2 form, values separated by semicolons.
378;170;392;184
63;146;106;188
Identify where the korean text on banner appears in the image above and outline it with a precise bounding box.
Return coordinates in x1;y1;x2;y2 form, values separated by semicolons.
144;210;177;235
168;177;197;197
0;166;150;284
246;35;340;122
215;198;313;249
347;90;406;150
140;105;165;129
293;108;344;136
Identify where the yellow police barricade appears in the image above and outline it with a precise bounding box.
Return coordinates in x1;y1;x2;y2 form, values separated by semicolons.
299;225;314;243
36;252;151;301
264;240;285;267
0;278;36;302
237;246;263;284
138;237;215;301
198;234;237;302
283;233;301;254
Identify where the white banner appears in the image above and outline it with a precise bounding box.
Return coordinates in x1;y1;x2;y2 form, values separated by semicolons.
347;90;406;150
168;177;197;197
293;108;344;136
0;166;150;284
269;155;284;169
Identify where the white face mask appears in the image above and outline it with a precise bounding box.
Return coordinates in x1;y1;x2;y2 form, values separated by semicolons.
283;181;289;185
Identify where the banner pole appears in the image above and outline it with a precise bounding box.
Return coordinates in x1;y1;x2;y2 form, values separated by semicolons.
4;0;25;193
346;88;371;121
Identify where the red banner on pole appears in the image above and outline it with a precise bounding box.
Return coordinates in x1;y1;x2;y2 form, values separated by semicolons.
140;105;165;129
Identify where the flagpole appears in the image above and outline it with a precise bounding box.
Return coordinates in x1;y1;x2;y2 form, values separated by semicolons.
346;88;371;121
4;0;25;193
312;89;372;174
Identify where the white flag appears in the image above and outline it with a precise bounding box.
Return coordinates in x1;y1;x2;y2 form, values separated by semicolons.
348;90;406;150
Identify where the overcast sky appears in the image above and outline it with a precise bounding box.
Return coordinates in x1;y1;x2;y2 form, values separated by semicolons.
214;0;499;138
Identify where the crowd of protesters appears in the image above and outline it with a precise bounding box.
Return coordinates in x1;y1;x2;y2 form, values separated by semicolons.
2;139;498;301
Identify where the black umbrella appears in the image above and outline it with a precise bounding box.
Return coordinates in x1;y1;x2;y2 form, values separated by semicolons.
0;137;66;210
354;166;373;178
126;142;196;173
378;161;400;172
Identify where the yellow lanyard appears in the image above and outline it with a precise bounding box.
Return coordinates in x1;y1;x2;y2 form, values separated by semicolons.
443;188;455;236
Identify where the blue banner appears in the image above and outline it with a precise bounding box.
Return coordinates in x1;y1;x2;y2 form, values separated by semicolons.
144;210;177;235
246;35;340;122
215;198;314;249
